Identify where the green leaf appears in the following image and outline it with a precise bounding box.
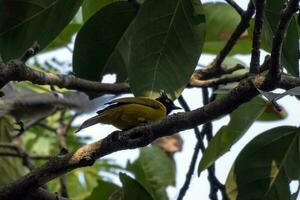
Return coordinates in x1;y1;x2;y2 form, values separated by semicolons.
203;2;251;55
0;117;27;186
222;57;248;70
128;0;205;99
198;97;267;173
258;86;300;102
46;22;81;51
73;2;136;83
127;147;175;200
262;0;299;76
225;126;300;200
256;103;287;121
82;0;121;21
86;179;120;200
48;163;106;200
0;0;83;61
119;173;153;200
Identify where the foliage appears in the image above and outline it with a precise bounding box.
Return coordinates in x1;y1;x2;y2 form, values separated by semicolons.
198;96;267;173
0;0;299;200
226;126;300;200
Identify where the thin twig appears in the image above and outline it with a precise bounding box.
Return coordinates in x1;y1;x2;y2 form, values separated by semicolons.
177;96;205;200
225;0;245;16
201;88;229;200
177;141;202;200
0;143;35;170
0;152;51;160
189;73;248;88
195;63;245;81
19;41;40;63
201;88;218;200
250;0;266;73
57;110;68;151
269;0;299;77
56;110;69;198
37;122;57;133
207;168;229;200
213;1;255;69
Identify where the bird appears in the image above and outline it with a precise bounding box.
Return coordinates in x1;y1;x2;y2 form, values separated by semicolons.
75;92;180;132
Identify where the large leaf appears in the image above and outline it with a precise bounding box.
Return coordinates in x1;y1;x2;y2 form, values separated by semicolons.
263;0;299;76
203;2;251;55
82;0;121;21
73;2;136;82
86;179;120;200
128;0;205;99
0;0;83;61
226;126;300;200
127;147;175;200
198;97;267;173
119;173;153;200
46;22;81;51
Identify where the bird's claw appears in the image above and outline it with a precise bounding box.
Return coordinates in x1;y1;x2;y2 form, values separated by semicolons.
13;121;25;135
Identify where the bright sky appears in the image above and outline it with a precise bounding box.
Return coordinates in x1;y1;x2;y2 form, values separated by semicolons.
39;0;300;199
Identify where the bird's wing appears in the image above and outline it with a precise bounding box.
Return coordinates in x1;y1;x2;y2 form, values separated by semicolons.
96;97;162;114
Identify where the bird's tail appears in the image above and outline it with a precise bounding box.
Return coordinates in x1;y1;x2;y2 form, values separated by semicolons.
75;115;101;133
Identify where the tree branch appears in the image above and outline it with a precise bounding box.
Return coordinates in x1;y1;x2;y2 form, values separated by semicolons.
19;41;40;63
26;188;69;200
269;0;299;77
249;0;266;73
279;74;300;90
177;96;205;200
194;63;245;80
0;143;35;170
0;70;287;199
0;58;130;95
0;1;299;196
0;152;51;160
213;1;255;69
177;141;202;200
189;73;248;88
224;0;245;16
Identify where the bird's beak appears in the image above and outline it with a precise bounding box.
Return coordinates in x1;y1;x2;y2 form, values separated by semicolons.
172;105;181;110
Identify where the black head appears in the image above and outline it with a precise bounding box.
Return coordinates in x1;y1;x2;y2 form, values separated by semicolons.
155;91;181;114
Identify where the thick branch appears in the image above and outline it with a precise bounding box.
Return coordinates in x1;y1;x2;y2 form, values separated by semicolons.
1;72;300;199
0;60;130;95
0;71;286;199
269;0;299;76
279;74;300;90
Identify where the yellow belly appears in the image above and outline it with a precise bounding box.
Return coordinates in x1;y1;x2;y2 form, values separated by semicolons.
98;104;166;130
